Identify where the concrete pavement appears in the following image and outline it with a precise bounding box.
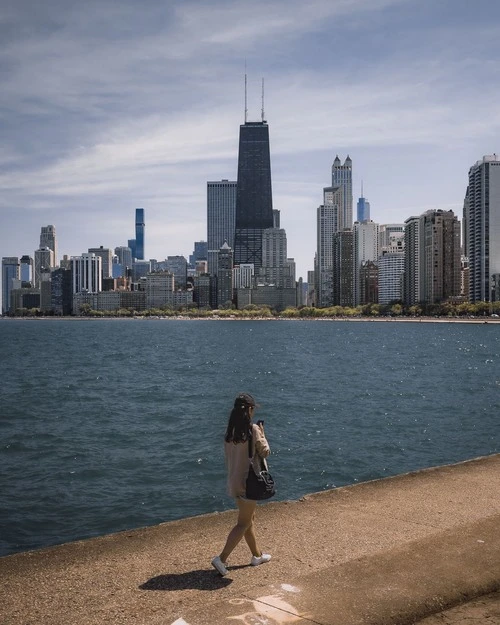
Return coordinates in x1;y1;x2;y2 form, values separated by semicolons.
1;454;500;625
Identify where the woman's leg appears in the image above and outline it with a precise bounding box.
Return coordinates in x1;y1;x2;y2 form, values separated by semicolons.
219;498;259;562
243;509;261;557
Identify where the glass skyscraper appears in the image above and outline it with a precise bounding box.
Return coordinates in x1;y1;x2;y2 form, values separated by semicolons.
135;208;145;260
357;196;370;222
233;121;274;270
2;257;20;314
466;155;500;302
207;180;237;275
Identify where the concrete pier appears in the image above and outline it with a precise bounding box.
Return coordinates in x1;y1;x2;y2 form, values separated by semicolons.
1;454;500;625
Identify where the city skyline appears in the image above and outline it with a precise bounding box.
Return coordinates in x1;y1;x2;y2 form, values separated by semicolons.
1;0;500;282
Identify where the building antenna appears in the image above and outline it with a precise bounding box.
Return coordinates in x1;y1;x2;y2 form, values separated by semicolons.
244;62;248;123
361;180;364;197
261;77;265;122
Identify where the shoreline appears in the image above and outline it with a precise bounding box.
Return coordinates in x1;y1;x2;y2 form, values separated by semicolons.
2;315;500;323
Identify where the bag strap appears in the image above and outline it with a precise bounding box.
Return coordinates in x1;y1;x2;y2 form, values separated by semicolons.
248;429;253;458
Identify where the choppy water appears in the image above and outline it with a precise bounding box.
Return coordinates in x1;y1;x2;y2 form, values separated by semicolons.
0;318;499;557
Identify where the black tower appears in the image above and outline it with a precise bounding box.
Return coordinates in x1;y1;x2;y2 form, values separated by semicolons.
233;121;274;269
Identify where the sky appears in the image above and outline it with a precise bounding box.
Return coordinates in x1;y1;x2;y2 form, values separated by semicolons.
2;0;500;284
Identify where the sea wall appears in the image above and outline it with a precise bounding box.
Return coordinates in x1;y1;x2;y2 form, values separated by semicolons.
1;454;500;625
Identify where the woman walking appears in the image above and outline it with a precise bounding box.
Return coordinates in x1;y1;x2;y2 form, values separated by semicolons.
211;393;272;576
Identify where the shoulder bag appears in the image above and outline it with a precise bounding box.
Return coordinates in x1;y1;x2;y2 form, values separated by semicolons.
245;431;276;500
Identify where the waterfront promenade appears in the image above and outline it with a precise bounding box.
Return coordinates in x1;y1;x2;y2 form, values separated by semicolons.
1;454;499;624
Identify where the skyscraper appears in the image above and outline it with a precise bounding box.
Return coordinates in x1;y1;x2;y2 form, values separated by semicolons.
233;121;274;270
71;253;102;294
353;221;379;305
378;251;405;305
356;195;370;222
88;246;113;279
40;225;57;266
332;230;354;307
404;210;461;306
2;257;20;314
466;155;500;302
421;209;461;304
114;246;133;278
207;180;237;275
316;186;343;307
332;156;353;230
403;216;421;306
216;242;233;307
34;247;54;289
135;208;145;260
20;255;33;283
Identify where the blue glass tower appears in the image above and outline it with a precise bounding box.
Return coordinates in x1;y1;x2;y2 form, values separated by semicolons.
357;196;370;222
135;208;145;260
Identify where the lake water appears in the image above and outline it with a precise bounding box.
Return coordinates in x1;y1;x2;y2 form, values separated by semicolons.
0;318;499;557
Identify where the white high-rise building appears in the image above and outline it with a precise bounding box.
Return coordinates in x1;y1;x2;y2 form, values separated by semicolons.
378;252;405;304
39;225;57;267
207;180;237;275
34;247;55;289
466;155;500;302
233;264;254;289
71;253;102;294
353;221;379;305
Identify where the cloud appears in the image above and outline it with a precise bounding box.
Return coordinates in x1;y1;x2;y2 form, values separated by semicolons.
2;0;500;284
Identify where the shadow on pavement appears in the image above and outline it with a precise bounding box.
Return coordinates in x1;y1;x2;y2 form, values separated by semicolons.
139;569;233;591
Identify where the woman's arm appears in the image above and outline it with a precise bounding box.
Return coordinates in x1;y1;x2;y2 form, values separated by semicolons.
253;423;270;458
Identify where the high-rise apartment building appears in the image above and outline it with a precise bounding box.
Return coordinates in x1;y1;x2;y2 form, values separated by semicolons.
207;180;237;275
421;209;461;304
39;225;57;266
378;251;404;305
404;210;461;305
233;121;274;270
353;221;379;305
51;267;73;315
403;216;421;305
332;156;353;230
135;208;145;260
88;246;113;279
2;257;20;314
316;186;344;307
332;230;354;307
466;155;500;302
71;253;102;294
145;271;174;309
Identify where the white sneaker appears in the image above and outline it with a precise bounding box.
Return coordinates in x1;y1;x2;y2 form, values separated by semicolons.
251;553;271;566
211;556;228;576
